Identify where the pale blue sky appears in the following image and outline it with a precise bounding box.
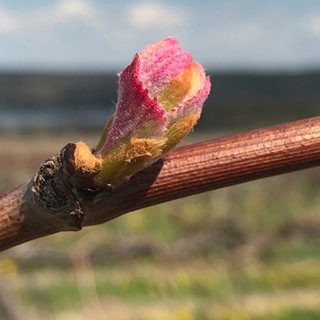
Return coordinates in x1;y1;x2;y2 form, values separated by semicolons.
1;0;320;71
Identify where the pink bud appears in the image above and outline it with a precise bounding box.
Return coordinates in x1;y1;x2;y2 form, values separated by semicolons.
94;37;211;185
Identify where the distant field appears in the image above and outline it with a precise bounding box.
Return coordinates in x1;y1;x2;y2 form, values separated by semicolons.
1;71;320;132
0;133;320;319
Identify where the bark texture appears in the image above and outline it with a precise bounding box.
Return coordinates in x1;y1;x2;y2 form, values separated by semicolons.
1;117;320;251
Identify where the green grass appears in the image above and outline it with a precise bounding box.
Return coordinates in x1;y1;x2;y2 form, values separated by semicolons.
1;135;320;319
252;309;320;320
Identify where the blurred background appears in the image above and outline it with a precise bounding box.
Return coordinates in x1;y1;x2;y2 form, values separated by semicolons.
0;0;320;319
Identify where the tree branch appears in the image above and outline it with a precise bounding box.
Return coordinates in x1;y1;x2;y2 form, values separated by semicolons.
1;117;320;251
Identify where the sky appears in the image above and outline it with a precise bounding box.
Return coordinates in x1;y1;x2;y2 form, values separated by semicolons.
0;0;320;71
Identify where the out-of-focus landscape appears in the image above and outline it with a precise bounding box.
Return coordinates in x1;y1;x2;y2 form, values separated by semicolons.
1;0;320;319
1;71;320;132
0;70;320;320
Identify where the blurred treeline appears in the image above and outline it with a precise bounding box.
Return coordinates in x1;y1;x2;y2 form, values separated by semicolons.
1;70;320;130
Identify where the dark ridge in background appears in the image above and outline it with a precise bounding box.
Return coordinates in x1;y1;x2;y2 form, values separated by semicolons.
0;71;320;131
